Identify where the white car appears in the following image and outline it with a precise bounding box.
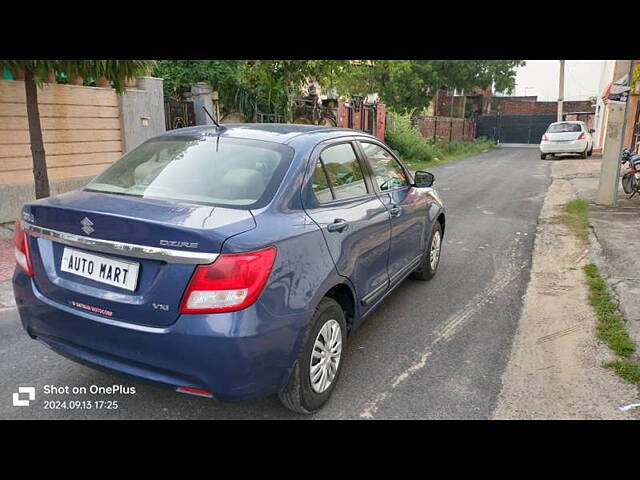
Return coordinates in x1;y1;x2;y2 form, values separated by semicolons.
540;121;594;160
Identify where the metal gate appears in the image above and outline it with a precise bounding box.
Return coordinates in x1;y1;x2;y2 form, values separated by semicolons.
476;114;556;144
344;95;378;136
255;111;285;123
164;99;196;130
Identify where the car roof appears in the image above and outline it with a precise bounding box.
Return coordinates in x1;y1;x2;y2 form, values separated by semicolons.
161;123;368;144
550;120;584;124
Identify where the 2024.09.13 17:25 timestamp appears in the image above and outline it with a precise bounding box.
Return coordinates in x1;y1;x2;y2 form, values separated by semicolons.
43;400;119;410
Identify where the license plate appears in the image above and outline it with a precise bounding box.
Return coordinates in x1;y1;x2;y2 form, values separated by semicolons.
60;247;139;292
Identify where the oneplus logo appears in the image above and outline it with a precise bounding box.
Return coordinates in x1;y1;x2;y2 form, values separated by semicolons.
13;387;36;407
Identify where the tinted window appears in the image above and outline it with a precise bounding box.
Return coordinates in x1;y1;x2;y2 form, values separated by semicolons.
360;142;409;191
85;136;293;208
547;123;581;133
312;143;368;202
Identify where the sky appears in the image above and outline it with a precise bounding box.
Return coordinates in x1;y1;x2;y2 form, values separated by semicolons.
508;60;606;101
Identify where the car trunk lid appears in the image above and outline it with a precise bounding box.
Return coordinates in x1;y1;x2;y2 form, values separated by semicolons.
547;131;582;142
22;190;256;327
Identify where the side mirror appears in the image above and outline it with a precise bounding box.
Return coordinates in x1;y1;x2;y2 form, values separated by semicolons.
414;170;434;188
589;128;595;134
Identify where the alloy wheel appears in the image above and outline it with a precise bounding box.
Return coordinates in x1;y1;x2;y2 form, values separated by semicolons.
430;230;442;270
309;319;342;394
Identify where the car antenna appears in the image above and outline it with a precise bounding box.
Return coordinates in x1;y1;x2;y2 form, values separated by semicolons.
202;106;223;129
201;106;225;151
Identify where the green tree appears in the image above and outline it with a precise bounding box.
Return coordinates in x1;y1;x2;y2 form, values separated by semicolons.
0;60;153;198
153;60;249;100
153;60;355;121
336;60;525;113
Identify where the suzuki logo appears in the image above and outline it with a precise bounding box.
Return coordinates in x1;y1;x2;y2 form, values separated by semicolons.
80;217;94;235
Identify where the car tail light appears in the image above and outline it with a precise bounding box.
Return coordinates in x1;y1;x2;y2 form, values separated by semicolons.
543;134;549;141
179;246;276;314
14;219;33;276
577;132;585;140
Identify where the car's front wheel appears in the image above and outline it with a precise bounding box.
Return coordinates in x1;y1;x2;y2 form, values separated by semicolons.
278;297;346;414
540;153;547;160
412;221;442;281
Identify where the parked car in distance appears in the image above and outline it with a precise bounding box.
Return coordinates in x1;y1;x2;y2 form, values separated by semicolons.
540;121;594;160
12;124;445;414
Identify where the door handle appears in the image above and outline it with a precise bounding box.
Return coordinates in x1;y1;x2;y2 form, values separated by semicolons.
389;205;401;217
327;218;349;232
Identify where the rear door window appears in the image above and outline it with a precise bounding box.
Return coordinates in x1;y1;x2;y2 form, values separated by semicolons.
311;143;369;202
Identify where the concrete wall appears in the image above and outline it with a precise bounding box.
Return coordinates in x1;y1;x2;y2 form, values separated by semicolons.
491;98;594;115
191;82;215;126
414;116;476;142
0;76;166;223
0;176;91;223
119;77;166;153
0;80;123;185
439;92;595;118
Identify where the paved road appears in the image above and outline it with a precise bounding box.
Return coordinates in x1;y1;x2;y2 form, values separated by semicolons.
0;147;550;419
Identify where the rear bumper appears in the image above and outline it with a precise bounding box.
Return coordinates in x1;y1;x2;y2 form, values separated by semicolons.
540;139;588;154
13;270;310;402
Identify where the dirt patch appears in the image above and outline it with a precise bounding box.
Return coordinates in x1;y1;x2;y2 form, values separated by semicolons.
492;165;640;419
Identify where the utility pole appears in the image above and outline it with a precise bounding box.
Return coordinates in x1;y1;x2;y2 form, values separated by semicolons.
450;88;455;117
596;60;634;206
450;88;455;142
557;60;565;122
461;89;466;118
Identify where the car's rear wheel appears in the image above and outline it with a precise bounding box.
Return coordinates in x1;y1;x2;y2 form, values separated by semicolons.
587;144;593;156
579;147;588;159
278;297;346;414
412;221;442;281
540;153;547;160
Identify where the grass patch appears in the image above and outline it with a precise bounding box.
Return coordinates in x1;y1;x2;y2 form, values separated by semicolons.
384;110;496;171
557;199;589;242
584;263;640;385
584;264;636;357
603;359;640;384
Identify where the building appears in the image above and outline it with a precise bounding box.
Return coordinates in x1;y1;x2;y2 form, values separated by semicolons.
593;60;640;153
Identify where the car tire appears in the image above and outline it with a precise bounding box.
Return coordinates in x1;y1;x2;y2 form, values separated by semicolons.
278;297;346;414
412;220;443;281
587;144;593;156
579;147;587;159
540;153;547;160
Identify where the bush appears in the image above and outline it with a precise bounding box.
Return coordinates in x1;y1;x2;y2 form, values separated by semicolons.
385;111;438;165
385;111;496;169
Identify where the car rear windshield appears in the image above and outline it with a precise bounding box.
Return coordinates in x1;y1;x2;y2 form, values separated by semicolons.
547;123;582;133
85;136;294;209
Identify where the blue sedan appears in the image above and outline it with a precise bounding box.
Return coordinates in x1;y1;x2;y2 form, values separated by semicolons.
12;124;445;413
